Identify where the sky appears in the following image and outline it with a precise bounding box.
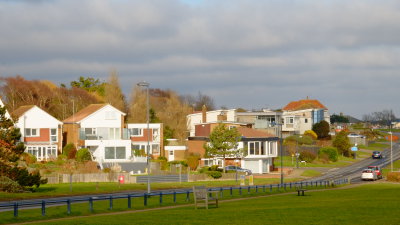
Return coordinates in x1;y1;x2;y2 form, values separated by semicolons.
1;0;400;119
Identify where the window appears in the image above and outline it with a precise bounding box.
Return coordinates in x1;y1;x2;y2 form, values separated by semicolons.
109;128;121;140
152;144;160;154
305;118;308;123
105;111;117;120
85;128;96;135
50;128;57;142
248;141;264;156
169;151;174;156
105;147;126;159
285;117;294;124
25;128;39;137
129;128;142;136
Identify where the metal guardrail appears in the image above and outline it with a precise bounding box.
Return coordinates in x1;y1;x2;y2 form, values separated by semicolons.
0;178;348;218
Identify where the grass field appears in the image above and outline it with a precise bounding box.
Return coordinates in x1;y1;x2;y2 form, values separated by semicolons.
18;182;400;225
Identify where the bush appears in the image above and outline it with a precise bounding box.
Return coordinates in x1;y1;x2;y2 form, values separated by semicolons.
20;152;37;165
209;165;223;172
186;153;201;171
304;130;318;140
387;172;400;182
76;148;92;162
0;176;24;193
198;166;210;173
299;151;317;162
63;143;77;159
318;147;338;162
312;120;330;139
206;171;222;179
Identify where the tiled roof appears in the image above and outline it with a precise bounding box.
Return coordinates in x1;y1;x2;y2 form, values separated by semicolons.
282;99;327;111
237;127;274;138
11;105;35;119
63;104;107;123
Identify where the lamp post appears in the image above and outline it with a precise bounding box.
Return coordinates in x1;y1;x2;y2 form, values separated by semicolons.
137;81;151;194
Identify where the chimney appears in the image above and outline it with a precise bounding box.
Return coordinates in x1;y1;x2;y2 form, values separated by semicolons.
202;105;207;123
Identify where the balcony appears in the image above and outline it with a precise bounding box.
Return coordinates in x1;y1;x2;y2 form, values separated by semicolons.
79;128;130;140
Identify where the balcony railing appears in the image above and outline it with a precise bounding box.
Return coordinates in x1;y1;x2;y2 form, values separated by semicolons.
79;128;130;140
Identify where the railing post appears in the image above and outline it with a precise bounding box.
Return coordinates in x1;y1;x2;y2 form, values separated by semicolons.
128;195;132;209
301;182;303;188
89;197;93;212
247;186;250;194
144;193;148;206
270;184;272;193
67;199;71;214
263;185;266;192
159;192;163;205
186;191;190;202
173;191;177;203
256;185;258;193
230;187;233;196
41;200;46;216
284;183;286;191
13;202;18;218
220;187;223;198
109;196;113;210
239;186;242;195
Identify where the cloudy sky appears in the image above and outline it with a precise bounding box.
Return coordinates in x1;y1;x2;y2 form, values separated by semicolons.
1;0;399;119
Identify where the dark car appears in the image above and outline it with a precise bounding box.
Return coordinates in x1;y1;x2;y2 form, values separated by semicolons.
368;166;383;179
225;165;252;175
372;151;382;159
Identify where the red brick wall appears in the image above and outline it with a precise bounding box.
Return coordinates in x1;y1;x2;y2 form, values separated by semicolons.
187;140;206;157
130;128;153;142
195;124;211;136
25;128;49;142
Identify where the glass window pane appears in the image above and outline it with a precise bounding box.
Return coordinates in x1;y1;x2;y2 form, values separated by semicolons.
25;129;31;136
105;147;115;159
116;147;126;159
51;128;57;135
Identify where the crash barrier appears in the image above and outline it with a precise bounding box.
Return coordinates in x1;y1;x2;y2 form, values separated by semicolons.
1;178;348;218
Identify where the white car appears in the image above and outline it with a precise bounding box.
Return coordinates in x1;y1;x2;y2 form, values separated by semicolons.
361;169;378;181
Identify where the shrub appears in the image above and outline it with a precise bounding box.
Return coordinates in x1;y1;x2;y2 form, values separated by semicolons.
333;131;351;157
20;152;37;165
63;143;77;159
186;153;201;171
103;167;111;173
0;176;23;193
318;147;338;162
299;151;317;162
206;171;222;179
387;172;400;182
198;166;210;173
312;120;330;139
76;148;92;162
209;165;223;172
304;130;318;140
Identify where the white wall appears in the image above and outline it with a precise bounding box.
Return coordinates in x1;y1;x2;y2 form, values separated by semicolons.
80;105;123;128
15;106;62;137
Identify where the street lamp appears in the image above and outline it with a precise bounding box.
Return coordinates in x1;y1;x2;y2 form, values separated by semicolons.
137;81;151;194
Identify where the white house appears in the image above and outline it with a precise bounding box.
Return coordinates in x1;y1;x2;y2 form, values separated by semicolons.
12;105;62;161
282;98;330;135
63;104;131;165
127;123;164;160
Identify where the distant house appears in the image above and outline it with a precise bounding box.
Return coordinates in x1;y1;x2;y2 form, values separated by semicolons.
127;123;164;159
62;104;131;165
187;121;278;174
12;105;62;161
282;98;330;135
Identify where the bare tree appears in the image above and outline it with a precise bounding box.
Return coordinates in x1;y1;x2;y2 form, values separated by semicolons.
104;70;127;112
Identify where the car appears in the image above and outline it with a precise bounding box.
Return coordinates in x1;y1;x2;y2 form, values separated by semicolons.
225;165;252;175
348;133;362;138
361;169;378;181
368;166;383;179
372;151;382;159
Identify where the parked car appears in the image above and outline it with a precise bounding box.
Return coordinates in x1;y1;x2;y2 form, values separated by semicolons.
225;165;252;175
368;166;383;179
361;169;378;181
372;151;382;159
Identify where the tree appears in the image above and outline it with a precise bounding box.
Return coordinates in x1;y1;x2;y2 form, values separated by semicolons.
104;70;127;112
204;123;242;172
0;106;47;189
181;91;215;111
362;109;396;125
70;76;106;97
332;131;351;157
312;120;330;139
127;85;147;123
330;114;349;124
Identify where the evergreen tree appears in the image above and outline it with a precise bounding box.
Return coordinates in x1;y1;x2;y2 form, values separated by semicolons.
312;120;330;139
0;106;47;189
204;123;242;172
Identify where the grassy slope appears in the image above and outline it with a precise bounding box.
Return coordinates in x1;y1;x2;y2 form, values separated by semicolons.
24;183;400;225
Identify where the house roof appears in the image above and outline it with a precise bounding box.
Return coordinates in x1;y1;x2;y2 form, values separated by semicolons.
237;127;274;138
11;105;35;119
282;99;327;111
63;104;107;123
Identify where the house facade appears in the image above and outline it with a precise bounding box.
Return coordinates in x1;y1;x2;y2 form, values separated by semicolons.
127;123;164;159
282;98;330;135
62;104;131;165
187;122;278;174
12;105;62;161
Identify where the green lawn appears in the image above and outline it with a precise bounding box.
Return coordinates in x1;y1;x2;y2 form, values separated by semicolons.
20;183;400;225
300;170;322;177
359;142;390;151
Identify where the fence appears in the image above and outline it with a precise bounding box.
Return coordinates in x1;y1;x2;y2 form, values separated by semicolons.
0;178;349;218
42;173;136;184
